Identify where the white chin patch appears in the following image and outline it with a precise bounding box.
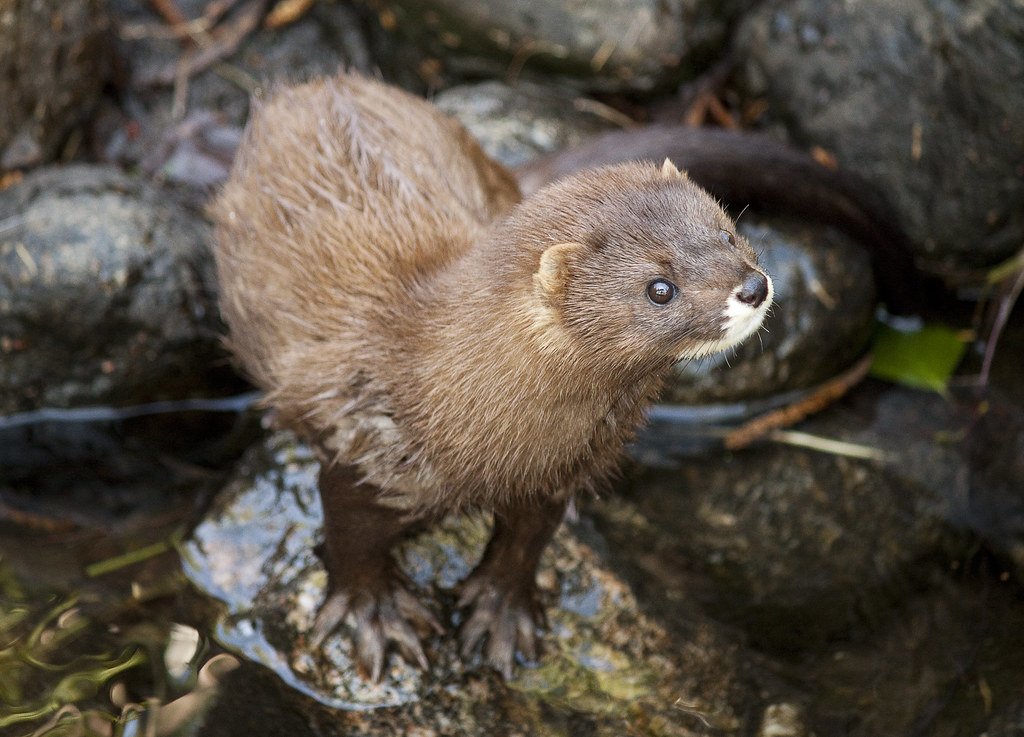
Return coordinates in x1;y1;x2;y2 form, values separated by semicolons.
678;274;774;360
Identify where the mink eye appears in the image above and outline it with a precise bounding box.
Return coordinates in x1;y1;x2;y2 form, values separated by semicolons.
719;229;736;246
646;279;676;305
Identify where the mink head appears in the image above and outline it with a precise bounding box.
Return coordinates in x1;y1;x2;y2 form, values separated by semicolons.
514;160;773;369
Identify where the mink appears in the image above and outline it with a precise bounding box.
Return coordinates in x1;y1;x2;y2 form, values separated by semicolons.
211;73;772;680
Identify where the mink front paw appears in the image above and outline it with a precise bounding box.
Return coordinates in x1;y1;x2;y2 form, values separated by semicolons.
309;576;442;682
457;573;547;679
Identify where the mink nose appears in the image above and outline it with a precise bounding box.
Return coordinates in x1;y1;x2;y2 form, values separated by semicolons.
736;271;769;308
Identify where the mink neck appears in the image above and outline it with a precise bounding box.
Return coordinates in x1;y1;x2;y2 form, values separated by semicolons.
415;230;665;406
390;223;669;496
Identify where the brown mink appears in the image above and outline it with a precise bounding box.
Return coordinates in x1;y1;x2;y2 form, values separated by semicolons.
211;73;772;680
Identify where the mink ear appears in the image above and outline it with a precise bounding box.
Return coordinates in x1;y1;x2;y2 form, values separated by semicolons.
661;158;688;179
536;242;585;297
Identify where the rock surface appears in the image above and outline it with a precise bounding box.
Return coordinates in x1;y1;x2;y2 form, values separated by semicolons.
101;0;381;191
738;0;1024;269
607;382;1024;736
0;165;225;414
433;81;617;168
367;0;749;92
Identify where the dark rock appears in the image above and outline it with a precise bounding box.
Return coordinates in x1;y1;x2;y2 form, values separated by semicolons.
0;165;226;414
960;394;1024;578
799;574;1024;737
983;699;1024;737
601;382;1024;735
0;0;112;170
614;382;1024;649
737;0;1024;270
367;0;750;93
433;81;617;168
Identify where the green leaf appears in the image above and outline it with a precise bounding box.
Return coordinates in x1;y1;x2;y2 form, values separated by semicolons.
870;324;969;393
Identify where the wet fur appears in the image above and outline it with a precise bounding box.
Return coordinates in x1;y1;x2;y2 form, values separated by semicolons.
212;73;765;512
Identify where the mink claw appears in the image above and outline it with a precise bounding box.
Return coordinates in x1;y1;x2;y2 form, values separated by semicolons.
458;577;546;679
308;582;441;681
392;584;445;637
309;590;352;649
354;616;387;682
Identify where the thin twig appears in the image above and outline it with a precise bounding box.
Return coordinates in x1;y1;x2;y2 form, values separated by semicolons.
142;0;270;87
571;98;638;129
149;0;188;27
768;430;891;462
978;245;1024;387
204;0;242;24
724;353;873;450
0;501;79;533
264;0;315;29
86;538;178;577
118;18;211;41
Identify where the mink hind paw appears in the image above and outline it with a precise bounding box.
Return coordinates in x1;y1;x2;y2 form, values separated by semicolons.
309;578;442;682
457;573;547;680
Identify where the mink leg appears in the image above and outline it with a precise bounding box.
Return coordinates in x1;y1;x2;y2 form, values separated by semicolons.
458;494;568;678
309;462;440;682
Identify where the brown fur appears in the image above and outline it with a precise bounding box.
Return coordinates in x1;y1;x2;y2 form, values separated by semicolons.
212;73;766;512
210;73;771;678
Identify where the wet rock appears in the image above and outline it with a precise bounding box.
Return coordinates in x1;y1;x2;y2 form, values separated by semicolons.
802;574;1024;737
959;393;1024;579
614;382;1024;649
984;699;1024;737
433;81;616;168
0;0;112;171
368;0;749;93
737;0;1024;270
0;165;226;414
182;432;769;733
663;215;876;405
182;388;1024;735
601;382;1024;735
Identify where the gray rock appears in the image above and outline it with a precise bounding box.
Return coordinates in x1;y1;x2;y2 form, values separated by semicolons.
0;0;112;170
737;0;1024;269
371;0;751;93
433;81;616;168
0;165;224;414
601;382;1024;735
983;699;1024;737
